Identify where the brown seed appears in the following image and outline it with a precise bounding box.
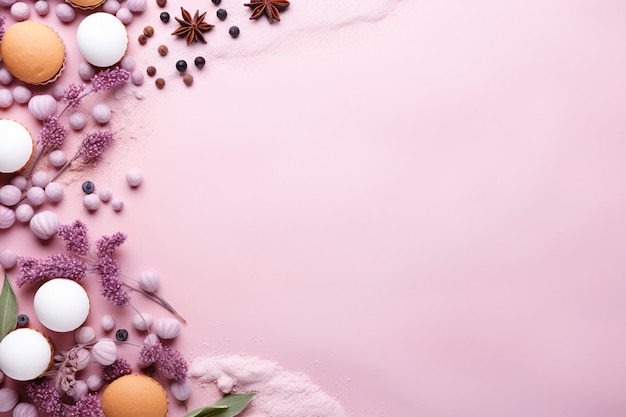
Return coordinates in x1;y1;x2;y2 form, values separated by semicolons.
157;45;168;56
146;66;157;77
156;0;166;7
155;78;166;89
138;34;147;45
143;26;154;37
183;74;193;86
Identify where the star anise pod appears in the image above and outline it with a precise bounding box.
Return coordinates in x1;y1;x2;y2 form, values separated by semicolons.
171;7;214;46
244;0;290;24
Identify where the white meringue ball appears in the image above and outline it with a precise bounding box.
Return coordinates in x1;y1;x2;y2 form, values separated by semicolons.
0;248;17;269
44;182;64;203
139;269;159;292
0;206;16;230
92;339;116;366
34;278;90;332
101;315;116;332
132;312;152;331
48;150;67;167
86;374;103;391
31;170;51;188
27;94;57;121
155;317;180;339
34;0;49;15
10;2;30;21
83;194;101;211
0;184;22;206
75;326;97;344
125;168;143;187
0;328;53;381
26;186;45;206
15;204;34;223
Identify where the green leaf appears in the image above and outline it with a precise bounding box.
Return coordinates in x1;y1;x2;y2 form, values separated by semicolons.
182;393;256;417
0;272;17;341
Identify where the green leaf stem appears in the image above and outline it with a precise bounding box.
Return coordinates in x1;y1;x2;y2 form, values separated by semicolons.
183;393;256;417
0;272;18;341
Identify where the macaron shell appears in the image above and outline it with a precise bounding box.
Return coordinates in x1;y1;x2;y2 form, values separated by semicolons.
0;119;35;174
0;328;54;381
101;374;169;417
0;21;66;85
65;0;106;9
76;13;128;67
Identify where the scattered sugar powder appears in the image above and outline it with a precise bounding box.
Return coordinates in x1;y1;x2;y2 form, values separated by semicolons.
189;354;347;417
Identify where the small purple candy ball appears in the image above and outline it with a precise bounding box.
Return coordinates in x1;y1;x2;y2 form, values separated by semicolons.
26;187;46;206
83;194;101;211
115;7;133;24
31;171;51;188
48;150;67;167
125;168;143;187
91;103;112;124
0;69;13;86
102;0;120;14
131;70;145;86
10;176;27;191
120;56;136;71
10;2;30;21
111;198;123;211
12;85;32;104
0;248;17;269
78;62;96;81
34;0;49;15
55;2;76;22
45;182;64;203
69;111;88;131
98;188;112;202
0;89;13;108
15;204;34;223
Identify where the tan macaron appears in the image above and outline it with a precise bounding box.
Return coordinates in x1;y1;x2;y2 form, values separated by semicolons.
101;374;169;417
0;21;66;85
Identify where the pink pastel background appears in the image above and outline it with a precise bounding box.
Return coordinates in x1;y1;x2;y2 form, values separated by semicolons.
2;1;626;416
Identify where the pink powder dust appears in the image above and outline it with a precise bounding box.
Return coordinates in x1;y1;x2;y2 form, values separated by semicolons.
189;355;347;417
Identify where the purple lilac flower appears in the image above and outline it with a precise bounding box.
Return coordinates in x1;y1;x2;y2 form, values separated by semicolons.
137;339;162;368
26;380;63;416
77;130;114;162
156;346;189;383
102;358;132;382
39;115;69;152
70;393;103;417
16;256;44;287
41;253;87;281
62;83;86;108
90;67;130;92
94;255;130;307
95;232;127;257
58;220;90;255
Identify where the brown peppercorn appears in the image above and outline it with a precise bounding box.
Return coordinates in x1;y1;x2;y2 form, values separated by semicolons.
138;34;147;45
156;0;166;7
146;66;157;77
157;45;168;56
155;78;166;89
183;74;193;86
143;26;155;37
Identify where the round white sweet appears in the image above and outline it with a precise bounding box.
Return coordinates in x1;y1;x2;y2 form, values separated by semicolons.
0;328;52;381
0;119;33;174
34;278;90;332
76;13;128;67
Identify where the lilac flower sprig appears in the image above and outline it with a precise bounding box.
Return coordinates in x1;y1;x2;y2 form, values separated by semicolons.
49;130;114;182
17;219;185;321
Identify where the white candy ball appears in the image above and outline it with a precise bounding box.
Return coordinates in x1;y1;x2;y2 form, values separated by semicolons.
126;0;146;12
83;194;101;211
0;69;13;86
102;0;120;14
132;312;152;331
10;2;30;21
10;176;27;191
0;328;53;381
34;0;49;15
26;186;46;206
91;103;111;124
155;317;180;339
0;89;14;108
44;182;64;203
55;2;76;23
111;198;123;211
86;374;103;391
131;70;145;86
101;315;115;332
170;379;192;402
77;13;128;67
0;184;22;206
115;7;133;24
98;187;112;202
48;150;67;167
125;168;143;187
28;95;57;121
31;170;51;188
75;326;96;344
15;204;34;223
68;111;88;131
78;62;96;81
91;339;116;365
12;85;32;104
51;84;65;100
34;279;90;332
139;269;159;292
120;56;136;71
29;210;59;239
0;206;16;229
0;388;20;411
0;248;17;269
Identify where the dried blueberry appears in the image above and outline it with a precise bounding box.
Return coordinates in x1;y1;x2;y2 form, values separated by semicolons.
211;0;221;5
82;181;95;194
115;328;128;341
176;60;188;72
216;8;227;20
17;314;29;327
229;26;240;38
194;56;206;68
160;12;170;23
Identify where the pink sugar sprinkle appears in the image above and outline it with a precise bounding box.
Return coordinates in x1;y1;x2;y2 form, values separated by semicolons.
189;355;347;417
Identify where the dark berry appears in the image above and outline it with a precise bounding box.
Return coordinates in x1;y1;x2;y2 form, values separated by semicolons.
82;180;95;194
17;314;29;327
115;328;128;341
175;59;187;72
228;26;240;38
216;8;227;20
160;11;170;22
211;0;221;5
194;56;206;68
